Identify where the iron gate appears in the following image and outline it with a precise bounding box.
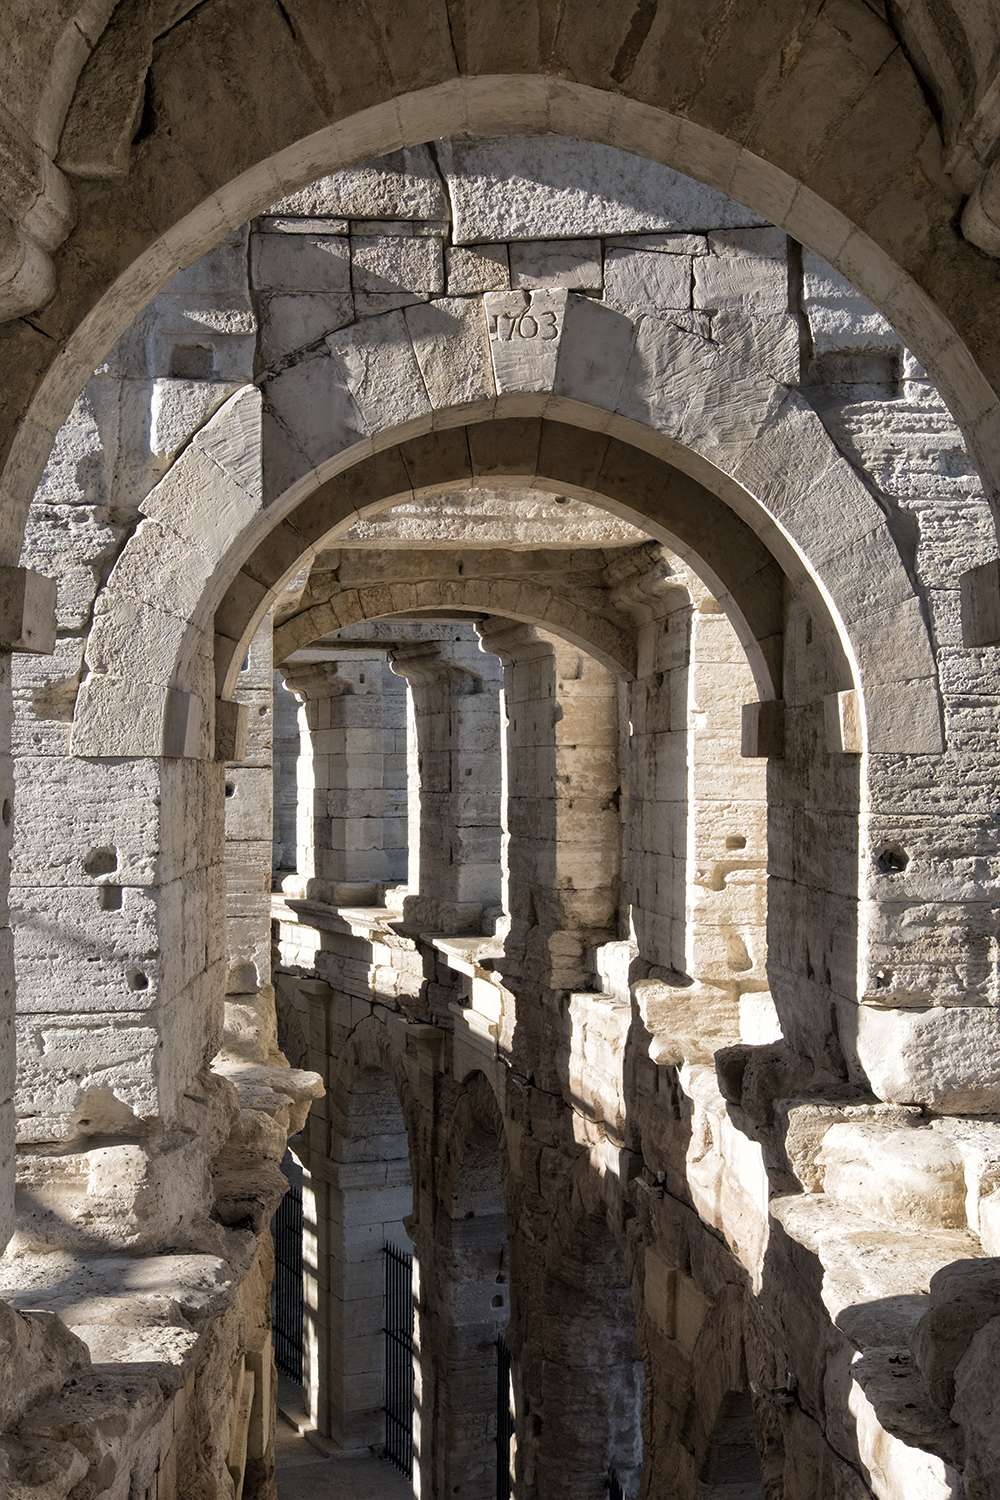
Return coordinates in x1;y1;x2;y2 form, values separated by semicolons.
270;1154;303;1382
384;1242;415;1475
495;1336;513;1500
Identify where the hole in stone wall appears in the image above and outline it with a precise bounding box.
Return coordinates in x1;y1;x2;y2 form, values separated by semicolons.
804;349;900;394
875;843;909;873
99;885;123;910
169;343;214;379
225;781;237;798
83;846;118;875
725;835;746;850
127;969;149;991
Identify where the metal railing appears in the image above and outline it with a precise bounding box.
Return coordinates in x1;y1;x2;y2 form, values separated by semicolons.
384;1242;415;1476
495;1335;513;1500
270;1156;303;1382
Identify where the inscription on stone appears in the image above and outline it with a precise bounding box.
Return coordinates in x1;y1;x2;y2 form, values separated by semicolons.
488;307;559;341
483;288;566;393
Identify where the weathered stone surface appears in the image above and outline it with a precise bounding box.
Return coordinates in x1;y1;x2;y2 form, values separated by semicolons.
817;1122;967;1230
7;118;1000;1500
265;146;448;221
438;136;765;242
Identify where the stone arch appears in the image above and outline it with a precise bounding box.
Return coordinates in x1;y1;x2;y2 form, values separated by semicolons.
523;1205;645;1500
8;45;1000;560
71;293;944;759
430;1071;513;1500
303;1025;417;1445
274;574;637;677
700;1390;764;1499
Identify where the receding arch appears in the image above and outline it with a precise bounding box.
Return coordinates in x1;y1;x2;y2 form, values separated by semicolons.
274;574;638;676
70;293;945;759
7;57;1000;566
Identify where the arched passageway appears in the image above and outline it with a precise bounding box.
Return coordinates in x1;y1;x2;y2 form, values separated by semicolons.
4;124;1000;1500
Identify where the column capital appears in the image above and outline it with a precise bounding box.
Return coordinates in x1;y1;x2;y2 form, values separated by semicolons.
389;641;480;695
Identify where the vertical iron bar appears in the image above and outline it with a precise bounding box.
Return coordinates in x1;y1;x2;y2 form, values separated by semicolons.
270;1155;303;1382
384;1242;414;1476
495;1336;513;1500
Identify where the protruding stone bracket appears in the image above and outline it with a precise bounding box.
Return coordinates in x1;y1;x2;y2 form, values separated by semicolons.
216;698;249;762
162;687;202;758
0;566;57;653
741;700;784;759
824;690;864;753
960;559;1000;646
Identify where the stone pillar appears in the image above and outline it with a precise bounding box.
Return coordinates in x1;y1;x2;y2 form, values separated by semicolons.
10;748;228;1247
390;634;503;933
0;648;12;1253
480;621;620;1000
280;654;407;900
296;980;413;1447
223;618;274;988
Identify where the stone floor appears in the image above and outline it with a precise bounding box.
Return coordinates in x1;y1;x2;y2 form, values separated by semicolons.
274;1380;413;1500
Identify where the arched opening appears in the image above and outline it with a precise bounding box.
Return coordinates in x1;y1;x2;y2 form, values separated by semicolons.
701;1390;763;1499
521;1213;644;1500
8;120;1000;1500
434;1105;512;1500
299;1061;414;1450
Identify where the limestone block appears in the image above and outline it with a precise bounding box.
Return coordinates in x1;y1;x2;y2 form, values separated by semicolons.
741;701;784;758
0;1099;11;1255
694;254;788;315
909;1260;1000;1411
261;216;348;236
149;379;240;462
265;145;447;219
0;568;56;654
981;1191;1000;1255
776;1099;852;1192
960;558;1000;647
801;249;898;354
604;247;690;312
12;883;164;1013
817;1123;967;1230
162;689;202;758
258;291;354;366
251;229;351;293
404;296;495;408
351;235;444;295
485;288;564;395
437;136;764;242
711;310;801;385
824;690;863;753
327;308;432;434
16;754;224;898
261;358;364;498
840;1001;1000;1113
213;1062;324;1138
508;239;602;292
0;1300;91;1428
446;243;509;294
216;699;249;762
165;229;250;295
19;505;124;633
15;1013;161;1120
951;1316;1000;1496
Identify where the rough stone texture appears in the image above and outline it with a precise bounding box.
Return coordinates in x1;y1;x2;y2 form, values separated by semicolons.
5;124;1000;1500
438;137;766;242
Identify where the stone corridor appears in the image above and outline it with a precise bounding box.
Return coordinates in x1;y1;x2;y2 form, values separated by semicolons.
5;8;1000;1498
